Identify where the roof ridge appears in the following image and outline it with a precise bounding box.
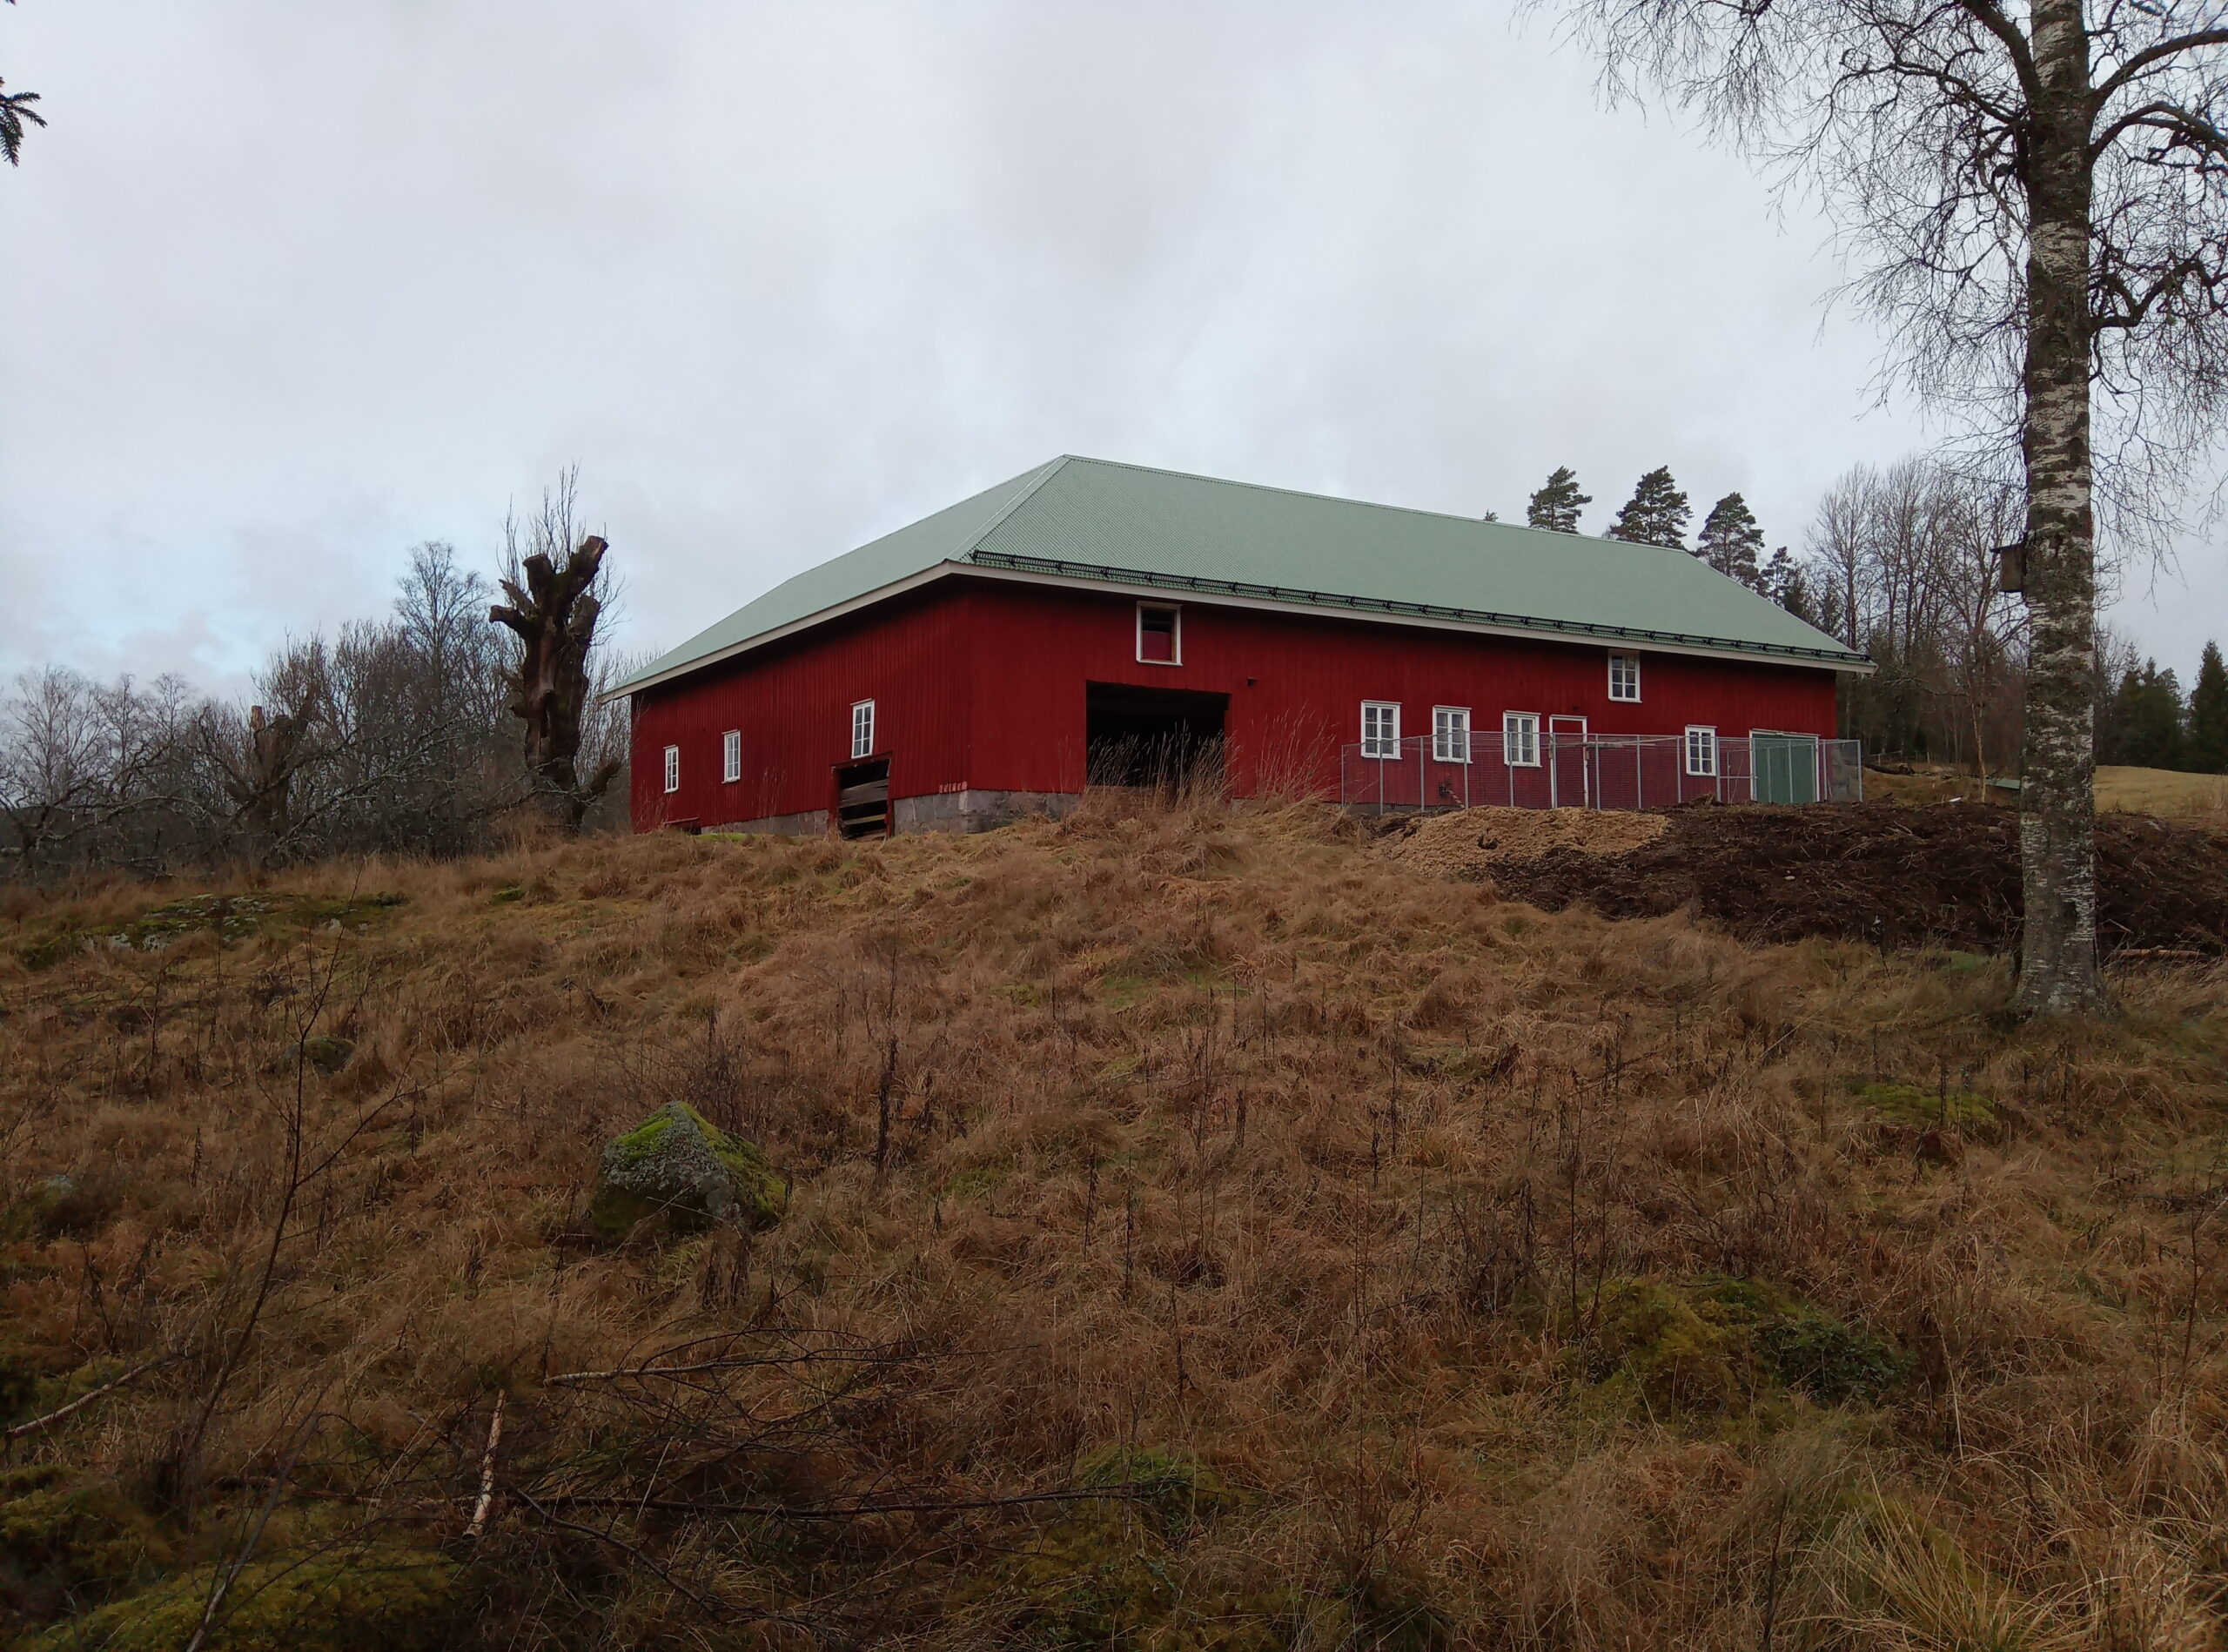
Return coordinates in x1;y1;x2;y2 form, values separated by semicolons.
953;455;1072;561
1045;453;1666;549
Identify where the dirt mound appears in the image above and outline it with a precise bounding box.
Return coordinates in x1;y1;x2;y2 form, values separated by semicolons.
1438;802;2228;957
1376;805;1668;879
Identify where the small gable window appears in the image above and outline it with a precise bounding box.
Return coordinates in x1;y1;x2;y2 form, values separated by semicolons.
850;700;876;760
1137;602;1181;664
722;729;742;783
1608;654;1641;702
662;745;681;794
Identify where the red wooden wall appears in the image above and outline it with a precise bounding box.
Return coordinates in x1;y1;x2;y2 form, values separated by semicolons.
628;574;1842;830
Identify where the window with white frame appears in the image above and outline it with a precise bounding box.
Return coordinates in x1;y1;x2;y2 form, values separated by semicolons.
1684;725;1718;777
721;729;742;783
1608;653;1641;702
1433;706;1472;763
662;744;681;794
1136;602;1181;664
1502;712;1541;767
1360;701;1400;759
850;700;876;760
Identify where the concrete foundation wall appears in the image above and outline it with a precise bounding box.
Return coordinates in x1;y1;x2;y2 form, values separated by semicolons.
702;789;1078;839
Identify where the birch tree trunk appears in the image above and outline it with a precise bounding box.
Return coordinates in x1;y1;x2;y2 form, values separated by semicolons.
2015;0;2110;1015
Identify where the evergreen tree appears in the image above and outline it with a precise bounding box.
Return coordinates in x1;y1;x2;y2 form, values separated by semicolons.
2100;661;2185;769
2189;640;2228;774
1760;546;1811;621
1525;467;1590;534
1605;467;1691;550
1695;493;1766;587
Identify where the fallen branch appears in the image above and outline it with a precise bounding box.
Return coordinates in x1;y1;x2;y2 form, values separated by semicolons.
544;1351;923;1386
520;1487;1138;1520
4;1353;173;1441
466;1393;505;1540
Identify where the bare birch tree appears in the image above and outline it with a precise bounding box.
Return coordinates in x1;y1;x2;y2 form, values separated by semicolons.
1561;0;2228;1014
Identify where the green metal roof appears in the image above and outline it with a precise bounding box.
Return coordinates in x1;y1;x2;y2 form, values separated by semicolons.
614;455;1868;695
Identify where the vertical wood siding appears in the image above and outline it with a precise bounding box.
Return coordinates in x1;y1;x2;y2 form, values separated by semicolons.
629;574;1844;829
627;586;971;830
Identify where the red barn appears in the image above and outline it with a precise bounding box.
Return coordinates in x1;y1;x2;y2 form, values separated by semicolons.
614;457;1869;836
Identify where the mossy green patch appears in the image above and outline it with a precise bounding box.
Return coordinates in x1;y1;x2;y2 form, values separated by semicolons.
2;1467;169;1618
999;1458;1290;1652
17;892;406;970
23;1547;458;1651
1576;1276;1903;1414
1860;1082;1996;1132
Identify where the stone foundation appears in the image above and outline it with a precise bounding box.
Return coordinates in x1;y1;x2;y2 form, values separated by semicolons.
699;789;1079;839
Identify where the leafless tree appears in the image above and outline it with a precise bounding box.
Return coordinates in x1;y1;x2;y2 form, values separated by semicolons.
1804;456;2028;771
1561;0;2228;1012
490;470;623;831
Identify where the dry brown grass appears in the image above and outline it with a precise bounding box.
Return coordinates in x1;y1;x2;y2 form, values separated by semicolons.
3;803;2227;1649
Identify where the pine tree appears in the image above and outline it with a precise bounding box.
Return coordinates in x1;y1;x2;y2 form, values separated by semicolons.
1761;546;1810;620
1525;467;1590;534
2189;640;2228;774
1695;493;1766;587
2100;661;2185;769
1605;467;1691;550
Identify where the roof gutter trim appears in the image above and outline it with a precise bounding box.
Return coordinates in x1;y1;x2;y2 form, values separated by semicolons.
965;550;1875;669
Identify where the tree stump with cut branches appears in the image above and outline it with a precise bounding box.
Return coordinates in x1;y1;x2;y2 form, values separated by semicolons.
491;534;621;830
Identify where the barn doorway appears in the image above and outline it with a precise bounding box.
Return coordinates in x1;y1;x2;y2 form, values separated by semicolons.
1085;683;1228;794
834;758;890;839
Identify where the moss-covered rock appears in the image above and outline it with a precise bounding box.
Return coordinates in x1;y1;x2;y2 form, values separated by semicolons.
23;1547;458;1652
1578;1276;1903;1414
299;1037;355;1076
586;1101;784;1240
0;1176;104;1242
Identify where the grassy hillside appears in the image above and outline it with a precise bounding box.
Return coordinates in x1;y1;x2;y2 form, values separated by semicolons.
3;805;2227;1649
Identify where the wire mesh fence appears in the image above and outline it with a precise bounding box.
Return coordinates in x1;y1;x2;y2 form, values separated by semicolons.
1339;733;1864;812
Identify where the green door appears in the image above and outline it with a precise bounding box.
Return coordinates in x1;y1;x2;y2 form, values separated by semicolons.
1751;734;1820;804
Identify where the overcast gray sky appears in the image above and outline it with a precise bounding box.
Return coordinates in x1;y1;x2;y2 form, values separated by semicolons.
3;1;2220;696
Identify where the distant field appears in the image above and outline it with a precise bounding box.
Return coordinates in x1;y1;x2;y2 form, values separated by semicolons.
2097;763;2228;818
1860;762;2227;818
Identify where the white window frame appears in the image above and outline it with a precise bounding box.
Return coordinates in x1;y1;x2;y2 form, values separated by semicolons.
1360;701;1401;760
662;744;681;794
850;699;876;760
1135;601;1182;665
721;729;742;783
1432;706;1472;764
1685;725;1718;777
1607;653;1642;702
1502;712;1541;768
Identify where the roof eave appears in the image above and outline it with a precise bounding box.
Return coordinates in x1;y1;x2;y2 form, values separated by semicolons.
603;561;1875;701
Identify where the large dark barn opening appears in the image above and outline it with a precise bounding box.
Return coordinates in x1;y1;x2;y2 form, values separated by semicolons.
1085;682;1229;792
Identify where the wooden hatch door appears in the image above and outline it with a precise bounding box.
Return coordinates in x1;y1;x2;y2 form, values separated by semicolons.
835;759;891;839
